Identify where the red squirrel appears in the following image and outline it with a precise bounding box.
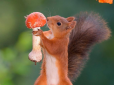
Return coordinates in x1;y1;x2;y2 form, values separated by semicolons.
32;12;111;85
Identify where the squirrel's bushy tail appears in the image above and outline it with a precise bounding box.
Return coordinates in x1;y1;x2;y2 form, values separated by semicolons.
68;12;111;81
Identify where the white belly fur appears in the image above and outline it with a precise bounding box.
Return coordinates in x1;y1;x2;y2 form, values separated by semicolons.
45;32;59;85
45;51;59;85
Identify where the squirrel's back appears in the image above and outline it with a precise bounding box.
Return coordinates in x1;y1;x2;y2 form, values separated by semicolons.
68;12;111;81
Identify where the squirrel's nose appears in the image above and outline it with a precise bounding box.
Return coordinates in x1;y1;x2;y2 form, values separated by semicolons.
47;18;49;21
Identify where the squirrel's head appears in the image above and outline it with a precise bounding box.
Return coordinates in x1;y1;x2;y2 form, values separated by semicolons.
47;15;76;37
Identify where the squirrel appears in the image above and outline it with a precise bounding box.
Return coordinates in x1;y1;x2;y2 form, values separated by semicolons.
32;12;111;85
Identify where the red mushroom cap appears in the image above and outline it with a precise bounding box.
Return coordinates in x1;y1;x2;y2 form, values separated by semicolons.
25;12;46;29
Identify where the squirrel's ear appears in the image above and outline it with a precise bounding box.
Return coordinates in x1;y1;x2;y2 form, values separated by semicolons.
67;21;76;30
66;17;75;22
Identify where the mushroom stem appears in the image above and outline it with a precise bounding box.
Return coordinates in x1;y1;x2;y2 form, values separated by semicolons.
29;27;42;62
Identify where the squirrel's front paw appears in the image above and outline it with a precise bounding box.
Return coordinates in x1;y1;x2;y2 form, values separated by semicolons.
32;29;43;36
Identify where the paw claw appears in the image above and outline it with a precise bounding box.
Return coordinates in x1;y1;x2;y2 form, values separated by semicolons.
32;29;43;36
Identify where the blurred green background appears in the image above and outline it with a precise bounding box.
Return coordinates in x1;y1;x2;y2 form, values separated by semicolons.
0;0;114;85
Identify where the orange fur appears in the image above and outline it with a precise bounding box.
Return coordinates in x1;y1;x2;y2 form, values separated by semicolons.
33;16;76;85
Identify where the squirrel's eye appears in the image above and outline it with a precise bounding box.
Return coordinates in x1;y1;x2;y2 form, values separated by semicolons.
57;22;61;26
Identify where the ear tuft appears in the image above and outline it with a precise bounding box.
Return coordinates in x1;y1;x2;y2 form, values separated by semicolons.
66;17;75;22
69;21;76;29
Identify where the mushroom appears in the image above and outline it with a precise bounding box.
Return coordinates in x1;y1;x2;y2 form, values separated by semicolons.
25;12;46;63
